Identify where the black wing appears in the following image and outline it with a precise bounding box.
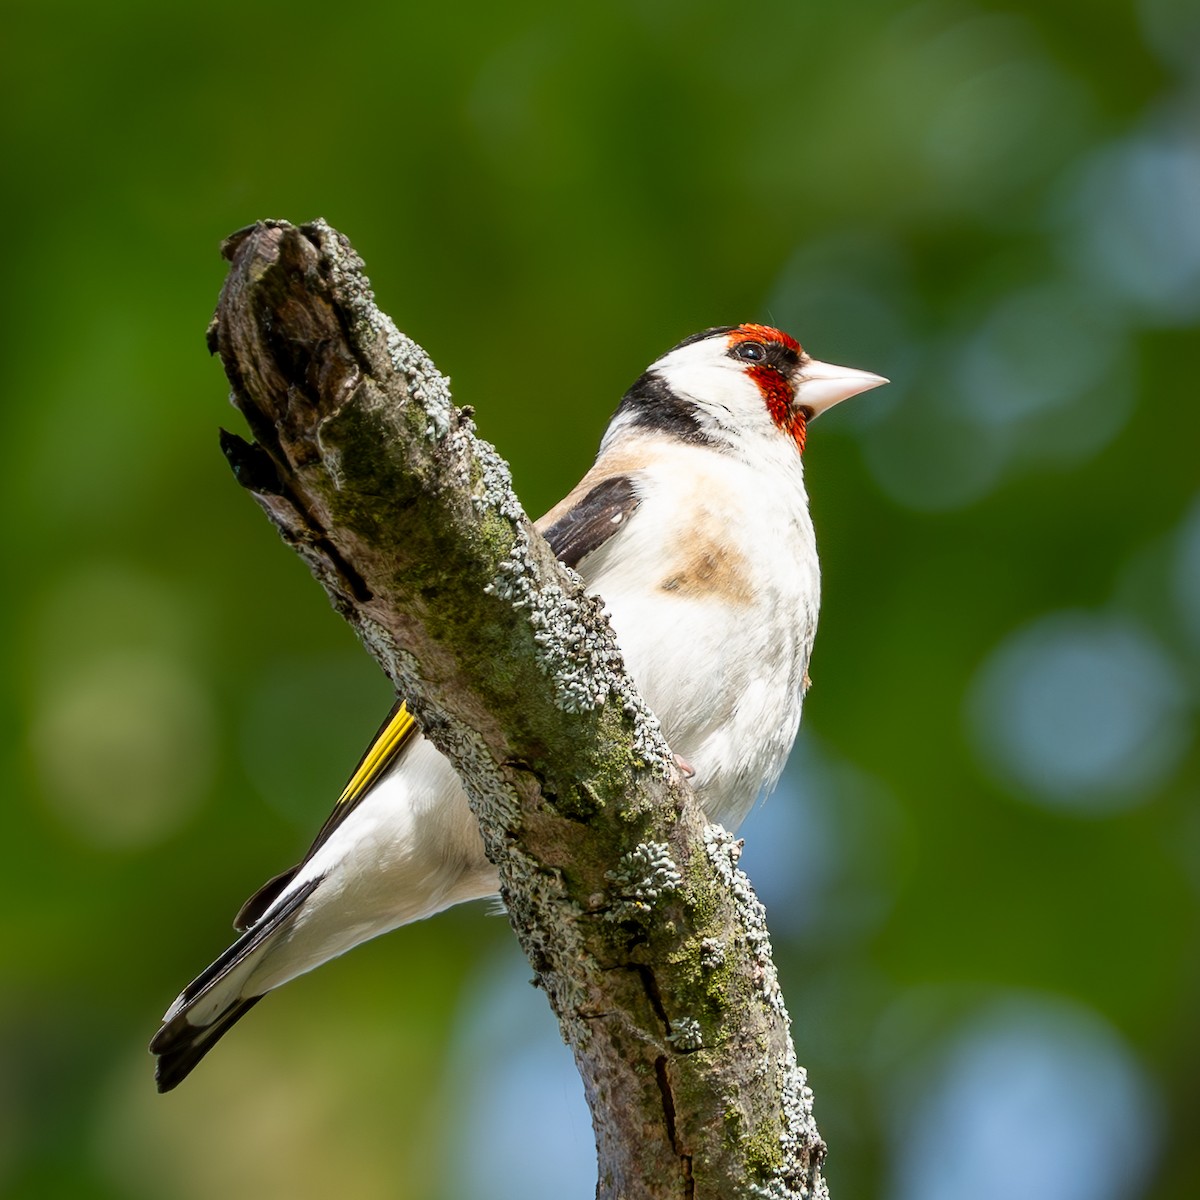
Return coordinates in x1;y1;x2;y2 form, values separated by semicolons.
542;475;640;569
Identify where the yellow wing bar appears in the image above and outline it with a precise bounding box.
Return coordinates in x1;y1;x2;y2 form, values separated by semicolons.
336;701;418;808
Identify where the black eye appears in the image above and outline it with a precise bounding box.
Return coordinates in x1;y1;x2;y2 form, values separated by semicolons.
733;342;767;362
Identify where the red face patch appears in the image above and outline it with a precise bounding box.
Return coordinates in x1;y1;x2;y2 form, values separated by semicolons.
726;325;807;454
727;324;802;356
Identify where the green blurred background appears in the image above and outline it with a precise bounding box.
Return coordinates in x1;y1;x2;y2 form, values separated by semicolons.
3;1;1197;1197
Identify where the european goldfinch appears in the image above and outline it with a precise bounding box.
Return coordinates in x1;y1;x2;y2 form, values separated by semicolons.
150;323;886;1091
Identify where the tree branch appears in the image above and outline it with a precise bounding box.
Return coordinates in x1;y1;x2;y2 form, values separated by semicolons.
211;218;829;1198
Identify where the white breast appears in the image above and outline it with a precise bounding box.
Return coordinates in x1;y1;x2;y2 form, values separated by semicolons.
577;437;820;829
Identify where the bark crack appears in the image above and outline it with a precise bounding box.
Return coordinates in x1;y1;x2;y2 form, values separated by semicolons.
655;1055;695;1197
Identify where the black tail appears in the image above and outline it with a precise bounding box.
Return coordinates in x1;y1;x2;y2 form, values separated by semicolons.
149;875;321;1091
151;996;264;1092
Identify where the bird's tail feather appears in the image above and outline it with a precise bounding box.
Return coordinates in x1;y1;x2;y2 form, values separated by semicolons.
151;995;264;1092
149;875;321;1092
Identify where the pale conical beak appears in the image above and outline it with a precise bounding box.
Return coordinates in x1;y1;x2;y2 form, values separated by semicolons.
796;358;889;417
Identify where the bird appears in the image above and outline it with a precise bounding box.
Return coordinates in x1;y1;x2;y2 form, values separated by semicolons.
150;322;886;1091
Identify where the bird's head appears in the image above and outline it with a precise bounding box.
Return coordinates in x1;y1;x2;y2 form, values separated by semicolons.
609;323;887;457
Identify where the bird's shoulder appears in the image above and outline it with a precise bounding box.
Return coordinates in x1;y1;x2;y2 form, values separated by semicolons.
534;440;667;568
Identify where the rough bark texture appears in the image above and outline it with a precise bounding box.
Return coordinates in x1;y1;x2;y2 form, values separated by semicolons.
211;218;829;1199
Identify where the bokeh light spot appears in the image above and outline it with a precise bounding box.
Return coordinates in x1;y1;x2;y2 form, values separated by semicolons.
955;281;1133;449
966;611;1190;812
888;995;1160;1200
1137;0;1200;79
923;52;1093;211
1064;115;1200;324
1171;494;1200;651
30;650;215;848
952;279;1136;471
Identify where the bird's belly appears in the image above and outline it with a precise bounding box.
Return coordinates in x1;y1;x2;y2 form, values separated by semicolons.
603;586;814;829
